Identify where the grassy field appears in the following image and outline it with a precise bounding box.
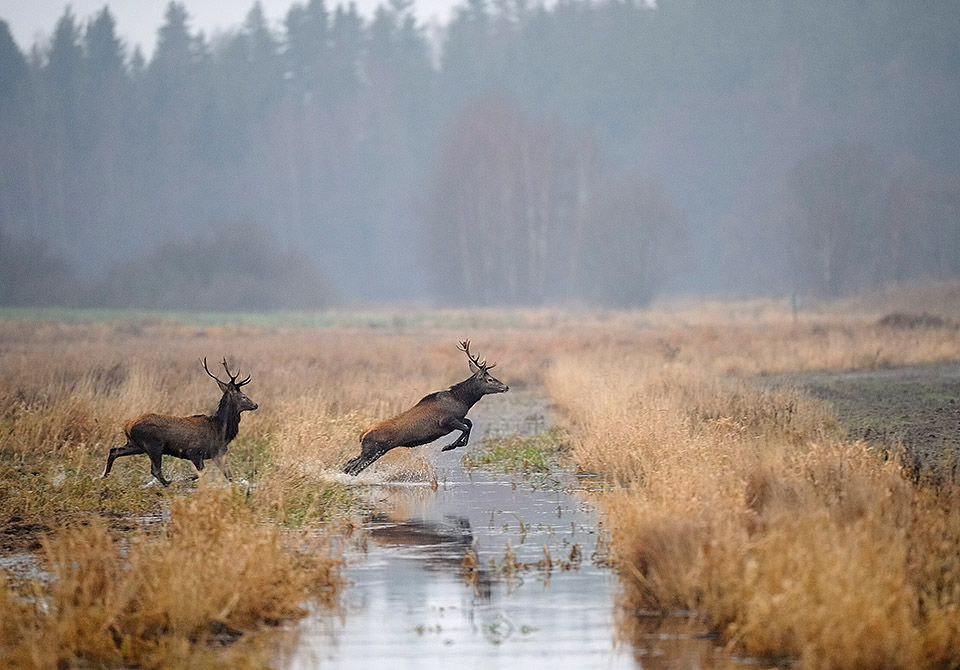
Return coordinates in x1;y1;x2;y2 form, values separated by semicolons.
2;280;960;668
544;285;960;669
0;320;567;667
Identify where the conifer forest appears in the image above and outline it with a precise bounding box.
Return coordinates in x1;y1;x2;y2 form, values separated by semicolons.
1;1;958;309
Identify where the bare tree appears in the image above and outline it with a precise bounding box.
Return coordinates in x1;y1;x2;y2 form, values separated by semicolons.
424;93;579;304
580;172;681;306
789;142;883;295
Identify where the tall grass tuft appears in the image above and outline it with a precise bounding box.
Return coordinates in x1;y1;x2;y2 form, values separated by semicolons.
547;350;960;669
0;488;340;669
3;286;960;666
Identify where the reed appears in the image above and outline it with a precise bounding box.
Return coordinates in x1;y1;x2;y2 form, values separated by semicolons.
546;345;960;668
2;280;960;667
0;488;340;669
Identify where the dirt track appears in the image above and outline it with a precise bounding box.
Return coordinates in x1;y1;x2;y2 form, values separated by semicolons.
786;361;960;479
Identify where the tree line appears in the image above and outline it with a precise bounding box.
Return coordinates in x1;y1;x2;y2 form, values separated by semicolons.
1;0;958;308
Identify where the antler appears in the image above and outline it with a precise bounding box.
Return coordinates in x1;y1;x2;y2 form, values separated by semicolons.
202;357;251;387
202;357;225;384
459;339;496;371
220;357;251;387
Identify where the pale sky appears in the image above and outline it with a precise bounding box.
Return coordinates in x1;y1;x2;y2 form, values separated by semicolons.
1;0;460;57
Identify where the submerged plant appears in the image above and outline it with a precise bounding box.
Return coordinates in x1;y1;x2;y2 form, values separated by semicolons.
464;428;569;474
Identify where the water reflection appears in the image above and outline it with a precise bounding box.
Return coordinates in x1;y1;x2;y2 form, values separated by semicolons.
280;394;745;669
283;475;636;670
367;513;473;555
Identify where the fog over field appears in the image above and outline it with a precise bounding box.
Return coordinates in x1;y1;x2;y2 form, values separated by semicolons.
1;1;958;309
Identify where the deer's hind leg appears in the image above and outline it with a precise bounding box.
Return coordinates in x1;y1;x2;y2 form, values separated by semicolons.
344;437;390;476
102;439;144;478
344;450;385;476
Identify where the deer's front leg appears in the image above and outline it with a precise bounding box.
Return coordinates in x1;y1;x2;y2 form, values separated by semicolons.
147;451;171;487
441;417;472;452
211;452;233;482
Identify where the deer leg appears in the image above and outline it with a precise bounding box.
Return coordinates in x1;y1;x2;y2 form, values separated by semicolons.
182;458;203;481
344;438;390;476
145;448;171;487
102;441;144;478
211;453;233;482
441;418;472;452
344;449;388;476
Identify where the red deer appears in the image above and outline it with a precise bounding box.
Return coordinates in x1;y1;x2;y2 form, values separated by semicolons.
343;340;508;476
101;358;257;486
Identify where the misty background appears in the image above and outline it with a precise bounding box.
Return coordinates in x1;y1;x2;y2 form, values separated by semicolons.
1;1;958;310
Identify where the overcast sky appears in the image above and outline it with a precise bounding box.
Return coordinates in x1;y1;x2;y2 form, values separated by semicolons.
1;0;460;56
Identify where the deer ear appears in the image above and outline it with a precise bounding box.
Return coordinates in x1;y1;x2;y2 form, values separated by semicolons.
215;379;230;393
468;360;481;374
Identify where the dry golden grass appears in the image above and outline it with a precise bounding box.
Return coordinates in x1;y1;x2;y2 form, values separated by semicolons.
546;330;960;668
2;280;960;667
1;488;339;669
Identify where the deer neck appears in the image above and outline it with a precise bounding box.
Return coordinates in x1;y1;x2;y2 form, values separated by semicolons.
449;376;485;409
214;395;242;444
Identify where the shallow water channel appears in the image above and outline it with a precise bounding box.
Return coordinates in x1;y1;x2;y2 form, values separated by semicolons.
280;393;739;669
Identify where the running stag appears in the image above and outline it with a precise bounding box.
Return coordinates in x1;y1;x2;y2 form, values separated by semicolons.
102;358;258;486
343;340;508;476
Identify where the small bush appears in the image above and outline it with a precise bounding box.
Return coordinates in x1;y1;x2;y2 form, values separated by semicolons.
878;312;952;329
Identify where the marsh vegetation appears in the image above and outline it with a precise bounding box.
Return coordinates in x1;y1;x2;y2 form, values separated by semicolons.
2;281;960;668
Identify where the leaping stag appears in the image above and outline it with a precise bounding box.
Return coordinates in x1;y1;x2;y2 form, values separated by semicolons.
343;340;509;476
102;357;258;486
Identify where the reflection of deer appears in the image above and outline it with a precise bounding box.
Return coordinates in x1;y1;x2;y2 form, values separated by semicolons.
101;358;257;486
367;512;493;599
343;340;508;476
368;514;473;550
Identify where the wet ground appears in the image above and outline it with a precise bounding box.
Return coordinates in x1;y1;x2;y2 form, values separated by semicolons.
778;361;960;479
284;363;960;668
279;392;738;670
8;364;957;666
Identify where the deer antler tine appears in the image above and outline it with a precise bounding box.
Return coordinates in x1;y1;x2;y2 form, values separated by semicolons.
237;374;251;387
459;339;488;370
220;357;240;383
202;356;231;385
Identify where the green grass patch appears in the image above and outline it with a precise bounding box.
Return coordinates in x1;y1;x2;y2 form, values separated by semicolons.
0;306;424;329
923;390;959;403
227;435;275;482
465;428;569;474
0;449;165;522
256;473;360;526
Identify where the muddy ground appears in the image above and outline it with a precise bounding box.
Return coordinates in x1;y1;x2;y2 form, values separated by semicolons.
781;361;960;481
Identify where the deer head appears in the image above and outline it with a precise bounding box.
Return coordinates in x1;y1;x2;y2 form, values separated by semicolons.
459;340;508;394
202;357;258;412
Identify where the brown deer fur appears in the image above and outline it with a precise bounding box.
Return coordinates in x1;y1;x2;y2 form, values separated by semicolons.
101;358;257;486
343;341;507;476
